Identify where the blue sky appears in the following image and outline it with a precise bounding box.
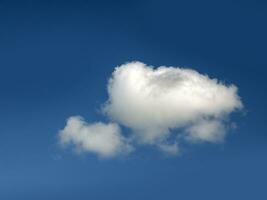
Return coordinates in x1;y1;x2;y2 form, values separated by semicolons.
0;0;267;199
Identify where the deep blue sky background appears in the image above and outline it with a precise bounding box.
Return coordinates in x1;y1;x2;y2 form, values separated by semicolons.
0;0;267;199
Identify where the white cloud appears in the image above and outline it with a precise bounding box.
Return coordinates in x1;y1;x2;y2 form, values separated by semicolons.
103;61;242;151
59;116;133;158
158;142;179;155
59;61;243;157
185;119;226;143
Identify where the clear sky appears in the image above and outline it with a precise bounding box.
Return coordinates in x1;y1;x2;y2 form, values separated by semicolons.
0;0;267;199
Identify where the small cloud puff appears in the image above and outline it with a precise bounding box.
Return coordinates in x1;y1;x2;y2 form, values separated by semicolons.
59;116;133;158
59;61;243;158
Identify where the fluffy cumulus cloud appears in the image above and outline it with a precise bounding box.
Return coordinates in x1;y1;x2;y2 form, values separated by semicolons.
59;116;133;158
59;61;243;157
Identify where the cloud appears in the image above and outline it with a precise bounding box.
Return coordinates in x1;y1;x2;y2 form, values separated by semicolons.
103;61;242;152
158;142;179;155
185;119;226;143
59;61;243;157
59;116;133;158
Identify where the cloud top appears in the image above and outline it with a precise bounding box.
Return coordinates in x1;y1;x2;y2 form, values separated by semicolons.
59;61;243;157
